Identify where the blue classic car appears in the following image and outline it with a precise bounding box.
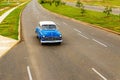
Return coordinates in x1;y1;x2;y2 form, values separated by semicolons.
35;21;63;44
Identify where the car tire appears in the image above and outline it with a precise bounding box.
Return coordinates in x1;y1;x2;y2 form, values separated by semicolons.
58;42;61;45
40;40;43;45
41;43;44;45
37;35;38;38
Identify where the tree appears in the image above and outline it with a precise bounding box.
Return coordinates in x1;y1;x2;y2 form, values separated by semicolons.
76;0;86;16
39;0;45;4
55;0;61;7
80;5;86;16
76;0;82;7
103;6;112;17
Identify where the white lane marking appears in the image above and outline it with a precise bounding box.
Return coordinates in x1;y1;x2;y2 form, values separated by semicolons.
92;68;107;80
63;22;68;25
92;39;107;47
78;33;89;39
56;23;60;26
74;28;82;33
27;66;33;80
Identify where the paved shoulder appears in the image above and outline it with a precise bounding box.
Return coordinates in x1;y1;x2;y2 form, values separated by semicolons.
0;36;18;58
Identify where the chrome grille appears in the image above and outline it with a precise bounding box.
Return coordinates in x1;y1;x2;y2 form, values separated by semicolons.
44;37;61;41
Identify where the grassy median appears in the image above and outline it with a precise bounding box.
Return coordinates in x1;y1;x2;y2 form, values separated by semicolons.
0;0;27;16
0;2;18;16
42;3;120;33
0;2;29;39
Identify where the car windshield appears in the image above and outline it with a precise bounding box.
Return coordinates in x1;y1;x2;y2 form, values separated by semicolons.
42;25;56;30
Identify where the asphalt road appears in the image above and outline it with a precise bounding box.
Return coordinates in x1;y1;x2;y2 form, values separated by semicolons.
0;0;120;80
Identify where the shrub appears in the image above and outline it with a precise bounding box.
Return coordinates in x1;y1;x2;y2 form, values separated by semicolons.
103;6;112;17
76;0;82;7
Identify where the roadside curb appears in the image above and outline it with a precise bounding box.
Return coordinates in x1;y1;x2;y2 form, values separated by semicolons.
40;4;120;35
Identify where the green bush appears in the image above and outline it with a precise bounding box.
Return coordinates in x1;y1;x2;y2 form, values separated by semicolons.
103;6;112;17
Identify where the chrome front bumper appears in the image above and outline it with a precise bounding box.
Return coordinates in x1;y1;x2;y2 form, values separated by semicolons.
41;40;63;43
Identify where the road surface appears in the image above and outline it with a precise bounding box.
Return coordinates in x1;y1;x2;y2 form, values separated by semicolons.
0;0;120;80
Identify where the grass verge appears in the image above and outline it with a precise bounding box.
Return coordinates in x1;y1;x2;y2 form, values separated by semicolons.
42;3;120;33
0;2;17;16
64;0;120;7
0;8;11;16
0;0;28;16
0;2;29;40
82;0;120;7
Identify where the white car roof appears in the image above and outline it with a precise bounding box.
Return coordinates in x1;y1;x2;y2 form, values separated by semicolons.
39;21;56;26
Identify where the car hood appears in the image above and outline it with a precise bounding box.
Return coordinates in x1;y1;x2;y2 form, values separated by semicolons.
41;30;61;37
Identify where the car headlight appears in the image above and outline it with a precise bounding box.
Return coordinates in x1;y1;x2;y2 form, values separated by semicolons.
42;35;45;38
59;34;62;37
